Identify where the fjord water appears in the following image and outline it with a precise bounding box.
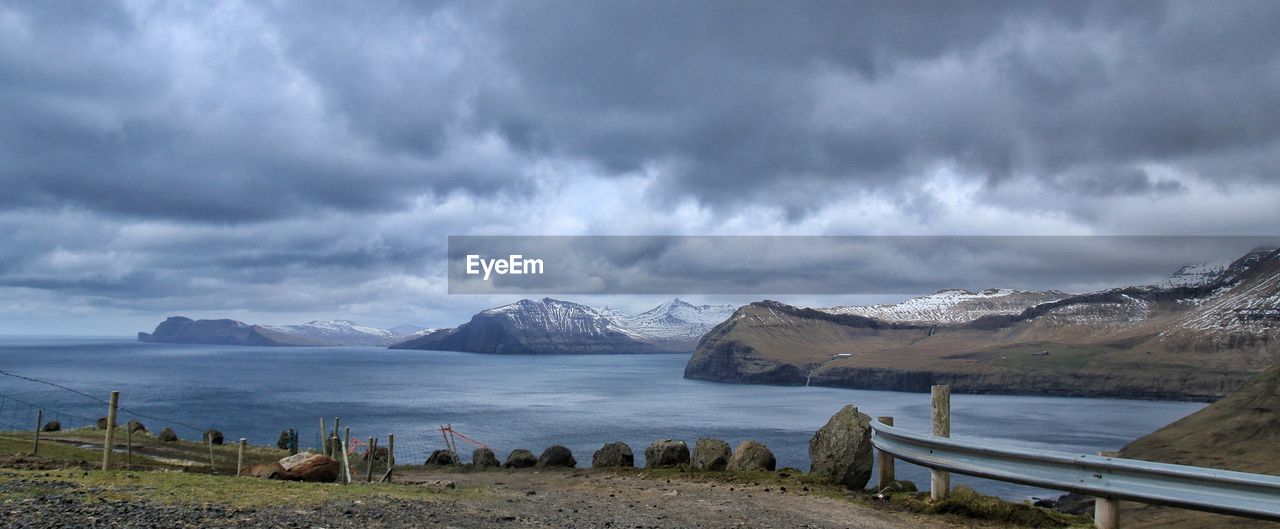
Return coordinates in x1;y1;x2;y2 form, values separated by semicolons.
0;337;1203;501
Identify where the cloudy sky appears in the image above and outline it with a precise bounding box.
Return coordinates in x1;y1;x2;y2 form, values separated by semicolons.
2;1;1279;334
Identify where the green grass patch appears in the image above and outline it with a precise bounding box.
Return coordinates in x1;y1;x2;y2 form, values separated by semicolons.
890;487;1091;528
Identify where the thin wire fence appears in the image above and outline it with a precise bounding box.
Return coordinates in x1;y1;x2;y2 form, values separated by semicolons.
0;367;456;476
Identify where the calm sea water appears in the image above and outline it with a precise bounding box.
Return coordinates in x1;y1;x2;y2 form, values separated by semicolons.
0;337;1204;501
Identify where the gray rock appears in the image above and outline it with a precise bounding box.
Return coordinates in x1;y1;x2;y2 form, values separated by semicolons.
727;440;776;471
536;445;577;468
473;447;501;468
691;438;731;471
644;439;689;468
41;421;61;432
425;450;459;466
126;420;146;434
504;449;537;468
809;404;873;488
277;430;292;450
158;427;179;442
203;429;224;445
591;441;634;468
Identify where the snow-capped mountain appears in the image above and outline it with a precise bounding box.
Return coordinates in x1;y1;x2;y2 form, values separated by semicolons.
620;298;737;345
391;298;738;354
822;289;1069;324
262;320;400;347
389;324;431;336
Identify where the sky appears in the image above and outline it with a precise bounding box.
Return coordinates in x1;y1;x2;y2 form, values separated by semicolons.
2;1;1279;334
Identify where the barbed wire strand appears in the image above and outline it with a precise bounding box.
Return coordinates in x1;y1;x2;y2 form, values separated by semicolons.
0;368;206;432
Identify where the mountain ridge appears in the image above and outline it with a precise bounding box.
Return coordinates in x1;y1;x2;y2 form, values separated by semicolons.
139;317;408;347
390;297;736;354
684;248;1280;401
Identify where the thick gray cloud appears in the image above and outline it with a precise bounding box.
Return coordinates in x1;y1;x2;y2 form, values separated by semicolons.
1;1;1279;333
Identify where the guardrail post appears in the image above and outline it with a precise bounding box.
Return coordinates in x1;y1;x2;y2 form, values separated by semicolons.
877;416;895;489
931;384;950;501
102;391;119;471
1095;450;1120;529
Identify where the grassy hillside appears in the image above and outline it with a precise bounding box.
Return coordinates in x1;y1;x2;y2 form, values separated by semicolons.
1119;362;1280;529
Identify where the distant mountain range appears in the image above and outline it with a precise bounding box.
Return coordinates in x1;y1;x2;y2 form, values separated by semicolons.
138;317;431;347
685;247;1280;401
390;298;736;354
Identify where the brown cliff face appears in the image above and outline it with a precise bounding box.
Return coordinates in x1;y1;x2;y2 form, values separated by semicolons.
686;249;1280;401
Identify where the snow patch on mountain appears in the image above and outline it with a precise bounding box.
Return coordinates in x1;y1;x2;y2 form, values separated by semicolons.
821;288;1069;324
475;297;736;344
263;320;399;346
620;298;737;341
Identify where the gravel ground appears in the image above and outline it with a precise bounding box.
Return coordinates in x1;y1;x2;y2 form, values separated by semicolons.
0;468;983;528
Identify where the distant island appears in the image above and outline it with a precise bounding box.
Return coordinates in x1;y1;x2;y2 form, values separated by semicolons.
684;248;1280;401
138;317;433;347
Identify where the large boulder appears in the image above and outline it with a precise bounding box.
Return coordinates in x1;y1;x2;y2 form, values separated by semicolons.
425;450;459;466
278;452;340;482
644;439;690;468
127;420;147;434
96;417;109;429
691;438;731;471
41;421;61;433
809;405;874;489
157;428;179;443
592;441;634;468
728;440;776;471
504;449;537;468
537;445;577;468
203;429;224;445
240;462;285;479
473;447;501;468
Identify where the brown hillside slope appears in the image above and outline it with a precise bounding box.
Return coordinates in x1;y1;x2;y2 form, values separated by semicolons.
686;249;1280;400
1120;362;1280;528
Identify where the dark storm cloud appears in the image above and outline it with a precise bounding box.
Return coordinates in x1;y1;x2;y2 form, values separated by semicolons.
482;1;1279;211
4;0;1278;221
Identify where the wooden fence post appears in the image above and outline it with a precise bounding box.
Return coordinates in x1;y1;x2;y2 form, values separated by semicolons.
102;391;119;471
208;436;216;473
344;427;351;459
931;385;951;501
237;438;247;476
332;418;341;457
366;437;377;483
876;416;895;490
320;417;327;455
386;434;395;483
339;433;352;485
32;410;42;455
126;427;133;469
1095;451;1120;529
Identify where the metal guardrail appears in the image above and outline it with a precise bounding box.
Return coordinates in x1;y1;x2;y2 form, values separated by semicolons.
870;420;1280;521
